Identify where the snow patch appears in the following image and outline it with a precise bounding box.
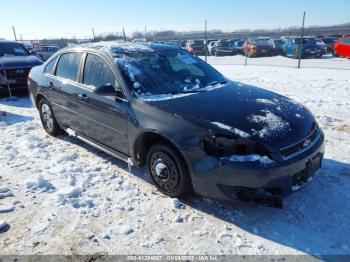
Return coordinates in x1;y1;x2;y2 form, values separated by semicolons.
137;93;194;101
256;98;277;106
249;111;290;138
0;188;14;199
0;205;15;213
25;175;56;193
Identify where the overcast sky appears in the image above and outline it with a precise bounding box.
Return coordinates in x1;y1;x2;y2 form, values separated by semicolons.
0;0;349;40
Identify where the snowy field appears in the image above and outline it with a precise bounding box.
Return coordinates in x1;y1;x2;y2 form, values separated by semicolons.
0;56;350;256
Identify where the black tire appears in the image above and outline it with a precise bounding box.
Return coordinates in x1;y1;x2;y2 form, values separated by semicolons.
147;144;191;198
38;98;61;136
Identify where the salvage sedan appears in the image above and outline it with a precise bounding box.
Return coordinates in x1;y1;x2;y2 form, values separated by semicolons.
28;43;325;207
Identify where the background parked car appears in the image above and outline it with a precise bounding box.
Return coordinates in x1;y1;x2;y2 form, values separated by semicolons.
242;38;275;57
233;39;245;55
207;40;217;55
186;40;206;55
0;40;42;96
212;39;237;56
321;37;338;53
316;38;328;54
282;37;323;58
333;36;350;58
34;44;60;61
269;38;286;55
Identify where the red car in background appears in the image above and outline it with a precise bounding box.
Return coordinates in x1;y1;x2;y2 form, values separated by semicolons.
333;36;350;58
242;38;275;57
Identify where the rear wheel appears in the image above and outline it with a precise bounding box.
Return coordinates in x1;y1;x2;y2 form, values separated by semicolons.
38;98;61;136
147;144;191;198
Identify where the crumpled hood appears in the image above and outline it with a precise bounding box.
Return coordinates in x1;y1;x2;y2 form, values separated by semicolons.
147;82;316;152
0;55;42;69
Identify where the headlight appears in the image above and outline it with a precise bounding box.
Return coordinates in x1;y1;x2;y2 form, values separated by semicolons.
200;135;271;158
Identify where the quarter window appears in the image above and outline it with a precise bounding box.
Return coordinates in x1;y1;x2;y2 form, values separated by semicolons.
56;53;82;82
83;54;116;88
44;56;58;75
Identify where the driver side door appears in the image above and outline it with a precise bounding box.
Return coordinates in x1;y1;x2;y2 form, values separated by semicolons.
75;53;130;155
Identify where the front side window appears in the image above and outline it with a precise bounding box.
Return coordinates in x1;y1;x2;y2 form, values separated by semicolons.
83;54;116;89
0;42;30;57
56;53;82;82
117;49;226;96
341;38;350;45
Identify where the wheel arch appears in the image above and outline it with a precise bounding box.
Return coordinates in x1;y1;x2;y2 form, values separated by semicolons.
132;131;188;169
35;93;47;109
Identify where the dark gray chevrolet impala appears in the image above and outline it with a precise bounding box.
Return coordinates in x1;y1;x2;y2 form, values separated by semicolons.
28;42;325;207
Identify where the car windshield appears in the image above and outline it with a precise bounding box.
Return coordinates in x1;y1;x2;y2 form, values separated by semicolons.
322;38;336;44
273;40;285;46
237;40;244;46
218;40;234;47
192;40;204;46
295;38;317;45
0;42;30;57
116;49;227;96
251;39;270;45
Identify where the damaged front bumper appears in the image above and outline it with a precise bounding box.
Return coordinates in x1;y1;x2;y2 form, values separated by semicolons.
190;135;325;207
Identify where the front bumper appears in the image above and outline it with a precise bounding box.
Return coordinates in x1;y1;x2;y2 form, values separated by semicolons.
191;134;325;204
302;49;322;57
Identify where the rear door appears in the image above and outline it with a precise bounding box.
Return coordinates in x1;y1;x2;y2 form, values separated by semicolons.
75;53;129;154
45;52;82;129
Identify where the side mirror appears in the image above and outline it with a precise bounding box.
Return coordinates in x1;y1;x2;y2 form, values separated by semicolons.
93;83;116;96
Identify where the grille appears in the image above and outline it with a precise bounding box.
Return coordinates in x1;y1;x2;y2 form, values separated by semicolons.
4;68;31;86
280;124;319;159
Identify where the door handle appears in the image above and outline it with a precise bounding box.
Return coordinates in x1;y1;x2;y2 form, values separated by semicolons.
48;82;54;90
78;93;89;102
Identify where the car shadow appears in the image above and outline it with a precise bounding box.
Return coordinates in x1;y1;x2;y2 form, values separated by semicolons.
0;97;34;109
53;134;350;255
182;158;350;255
0;112;33;126
0;224;11;234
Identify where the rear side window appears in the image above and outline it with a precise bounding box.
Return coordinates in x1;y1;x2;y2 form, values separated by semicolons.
83;54;116;88
44;56;58;74
56;53;82;82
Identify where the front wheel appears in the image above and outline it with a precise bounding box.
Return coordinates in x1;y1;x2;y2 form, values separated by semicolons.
147;144;191;198
293;49;300;59
38;98;61;136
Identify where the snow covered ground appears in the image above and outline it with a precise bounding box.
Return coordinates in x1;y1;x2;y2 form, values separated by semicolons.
0;56;349;256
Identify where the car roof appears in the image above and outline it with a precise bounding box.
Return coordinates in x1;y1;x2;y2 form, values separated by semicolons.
59;41;179;57
0;40;24;44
